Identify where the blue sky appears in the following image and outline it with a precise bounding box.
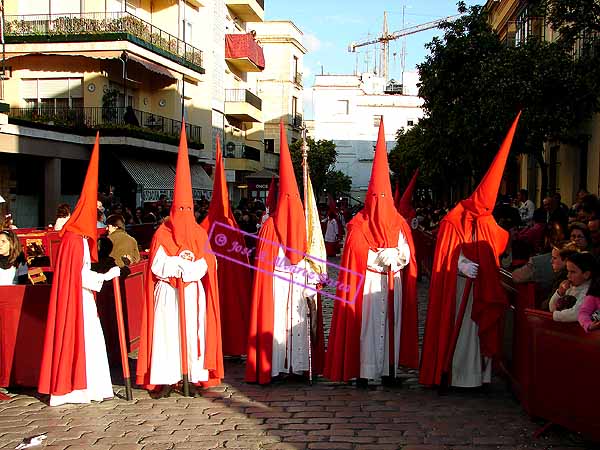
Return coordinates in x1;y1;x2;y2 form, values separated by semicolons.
265;1;482;118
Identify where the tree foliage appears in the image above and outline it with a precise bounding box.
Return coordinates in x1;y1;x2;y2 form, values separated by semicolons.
289;137;351;198
389;1;600;198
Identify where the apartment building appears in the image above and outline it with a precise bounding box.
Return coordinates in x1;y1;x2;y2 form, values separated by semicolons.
486;0;600;203
0;0;270;226
312;72;424;200
245;20;305;202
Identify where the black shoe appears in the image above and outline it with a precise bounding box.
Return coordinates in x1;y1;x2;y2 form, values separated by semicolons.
381;376;403;387
356;378;369;389
150;385;173;399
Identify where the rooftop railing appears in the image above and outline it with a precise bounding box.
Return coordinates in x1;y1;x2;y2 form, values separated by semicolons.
4;11;204;73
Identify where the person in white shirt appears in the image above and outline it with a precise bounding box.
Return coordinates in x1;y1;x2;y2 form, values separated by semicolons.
516;189;535;226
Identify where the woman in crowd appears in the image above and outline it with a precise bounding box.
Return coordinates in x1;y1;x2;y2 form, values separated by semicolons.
549;251;596;322
539;242;578;310
53;203;71;231
568;222;591;251
0;229;28;285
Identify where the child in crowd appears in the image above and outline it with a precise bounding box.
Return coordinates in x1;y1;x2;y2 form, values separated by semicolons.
578;277;600;332
549;252;596;322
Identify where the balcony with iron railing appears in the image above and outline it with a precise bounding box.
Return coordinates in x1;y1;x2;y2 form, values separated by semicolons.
225;33;265;72
263;151;279;171
292;113;303;128
8;106;203;149
293;72;303;87
224;89;262;122
4;11;204;74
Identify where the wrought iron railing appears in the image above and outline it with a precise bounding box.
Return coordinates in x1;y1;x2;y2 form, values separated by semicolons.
8;106;202;145
263;151;279;170
4;11;203;71
292;113;303;128
293;72;302;86
223;143;261;161
224;89;262;110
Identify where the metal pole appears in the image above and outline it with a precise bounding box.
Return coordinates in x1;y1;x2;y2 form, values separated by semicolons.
301;126;313;384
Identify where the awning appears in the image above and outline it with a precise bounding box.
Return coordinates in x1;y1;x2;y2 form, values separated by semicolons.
118;157;212;202
127;53;177;80
246;168;279;179
5;51;177;80
190;164;213;191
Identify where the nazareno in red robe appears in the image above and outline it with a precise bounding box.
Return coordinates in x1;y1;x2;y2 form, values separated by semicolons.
38;231;88;395
419;112;521;387
201;139;253;357
243;217;326;384
418;204;508;386
323;213;419;382
136;220;224;389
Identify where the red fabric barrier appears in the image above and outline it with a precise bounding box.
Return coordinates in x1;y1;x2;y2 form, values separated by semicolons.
0;260;146;389
97;260;147;365
524;309;600;441
507;283;536;412
0;285;51;387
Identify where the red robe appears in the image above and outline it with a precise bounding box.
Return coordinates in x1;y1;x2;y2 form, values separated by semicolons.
244;218;325;384
418;203;509;386
38;231;87;395
323;215;419;382
201;216;253;356
136;220;224;389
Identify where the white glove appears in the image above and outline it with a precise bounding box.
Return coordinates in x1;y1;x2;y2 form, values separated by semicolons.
458;260;479;279
103;266;121;281
303;286;317;300
376;248;399;267
182;258;208;283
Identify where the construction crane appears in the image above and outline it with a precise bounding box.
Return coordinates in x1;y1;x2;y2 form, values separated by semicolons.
349;12;462;82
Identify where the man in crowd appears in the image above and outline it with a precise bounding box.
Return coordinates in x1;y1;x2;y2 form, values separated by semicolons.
516;189;534;226
106;214;140;267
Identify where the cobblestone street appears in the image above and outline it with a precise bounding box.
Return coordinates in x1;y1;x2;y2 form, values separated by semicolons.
0;257;594;450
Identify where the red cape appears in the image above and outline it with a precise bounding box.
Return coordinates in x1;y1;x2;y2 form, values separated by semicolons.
419;204;508;386
324;215;419;382
245;218;325;384
136;221;224;389
201;215;253;356
38;231;87;395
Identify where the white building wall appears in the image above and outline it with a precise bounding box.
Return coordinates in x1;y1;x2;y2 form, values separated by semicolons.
312;72;424;198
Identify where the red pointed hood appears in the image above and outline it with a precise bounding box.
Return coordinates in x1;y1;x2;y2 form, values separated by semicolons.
398;169;419;220
359;119;402;247
265;176;277;214
169;120;197;251
206;137;233;222
461;112;521;216
61;132;100;261
273;121;306;264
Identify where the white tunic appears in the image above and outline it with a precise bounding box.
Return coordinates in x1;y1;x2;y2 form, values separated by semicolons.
271;247;318;377
360;233;410;380
0;263;27;285
50;237;114;406
149;246;209;385
451;252;492;388
324;219;339;243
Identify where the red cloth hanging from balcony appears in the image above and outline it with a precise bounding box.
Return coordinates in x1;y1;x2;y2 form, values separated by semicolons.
225;33;265;70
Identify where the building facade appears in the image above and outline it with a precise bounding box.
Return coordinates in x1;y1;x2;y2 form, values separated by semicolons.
486;0;600;204
311;71;424;199
0;0;281;226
